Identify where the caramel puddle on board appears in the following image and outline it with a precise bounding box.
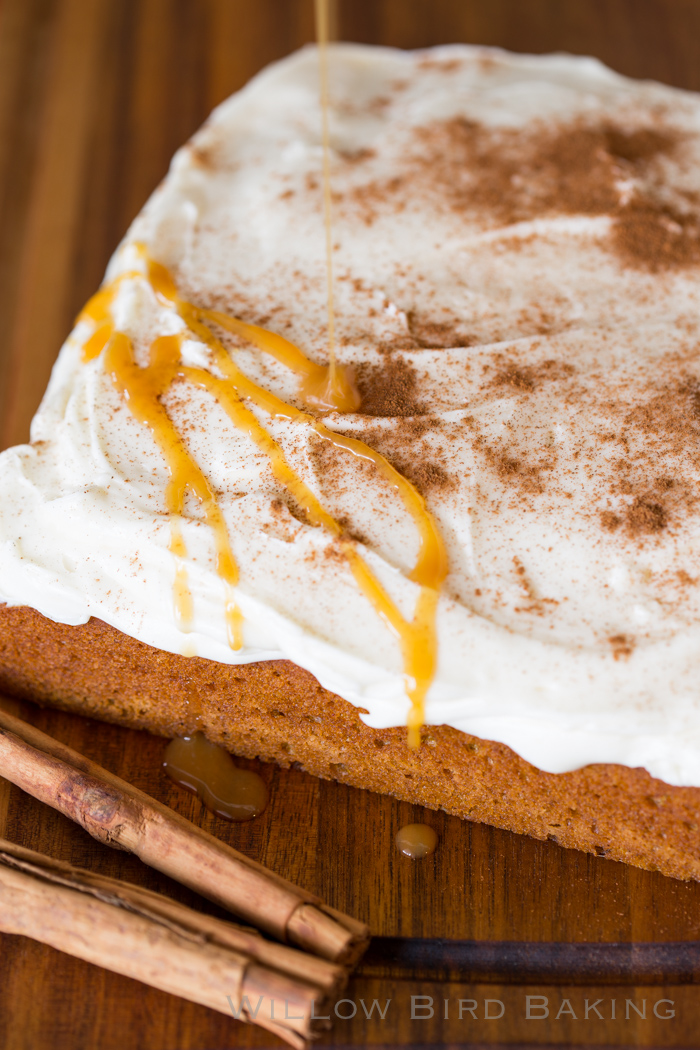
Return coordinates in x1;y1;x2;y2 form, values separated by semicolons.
163;732;268;821
395;823;438;859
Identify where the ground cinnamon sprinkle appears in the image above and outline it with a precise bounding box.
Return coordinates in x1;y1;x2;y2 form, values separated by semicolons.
406;115;675;222
600;510;621;532
613;200;700;270
626;496;668;535
609;634;635;660
355;356;425;416
406;460;452;492
625;378;700;462
345;112;698;271
491;358;575;392
472;433;548;496
594;374;700;539
493;363;535;392
406;312;472;348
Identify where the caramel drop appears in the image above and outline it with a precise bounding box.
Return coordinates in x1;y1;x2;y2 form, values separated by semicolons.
395;823;438;859
163;732;268;821
299;363;360;413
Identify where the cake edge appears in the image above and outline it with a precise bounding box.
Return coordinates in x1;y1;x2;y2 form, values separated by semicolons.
1;602;698;882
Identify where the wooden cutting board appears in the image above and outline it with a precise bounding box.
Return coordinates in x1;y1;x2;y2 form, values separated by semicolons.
2;1;700;1046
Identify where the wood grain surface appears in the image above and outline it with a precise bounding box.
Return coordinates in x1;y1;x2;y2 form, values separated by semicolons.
1;1;700;1047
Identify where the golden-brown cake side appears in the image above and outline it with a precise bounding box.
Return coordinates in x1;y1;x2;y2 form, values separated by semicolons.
2;602;698;882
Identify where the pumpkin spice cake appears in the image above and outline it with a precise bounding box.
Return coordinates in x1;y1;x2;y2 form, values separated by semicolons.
3;43;700;879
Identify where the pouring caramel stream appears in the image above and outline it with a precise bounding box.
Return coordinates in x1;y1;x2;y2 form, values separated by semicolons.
77;251;447;744
311;0;355;414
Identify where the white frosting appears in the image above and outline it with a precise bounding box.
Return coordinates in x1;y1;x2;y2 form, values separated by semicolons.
3;43;700;784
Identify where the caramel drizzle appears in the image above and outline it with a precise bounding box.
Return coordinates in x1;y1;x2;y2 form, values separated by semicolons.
79;284;242;649
77;252;447;745
312;0;348;413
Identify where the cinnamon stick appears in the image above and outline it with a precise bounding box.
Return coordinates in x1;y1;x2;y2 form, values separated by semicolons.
0;703;369;964
0;838;341;1048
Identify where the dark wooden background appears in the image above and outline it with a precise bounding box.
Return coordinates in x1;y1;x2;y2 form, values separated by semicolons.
2;1;700;1047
